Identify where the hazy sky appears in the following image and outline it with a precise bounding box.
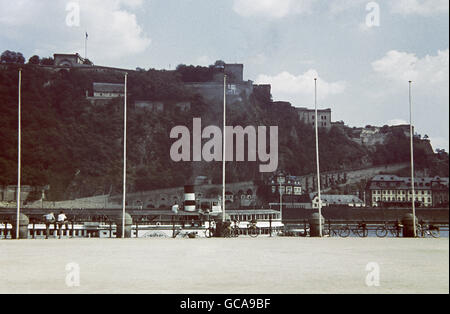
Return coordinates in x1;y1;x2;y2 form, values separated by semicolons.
1;0;449;150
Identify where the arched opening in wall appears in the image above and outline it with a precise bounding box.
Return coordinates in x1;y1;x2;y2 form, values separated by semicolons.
58;59;73;67
247;189;253;196
159;194;168;208
146;204;155;209
225;191;234;204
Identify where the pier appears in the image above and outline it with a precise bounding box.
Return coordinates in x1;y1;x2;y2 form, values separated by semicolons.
0;207;448;239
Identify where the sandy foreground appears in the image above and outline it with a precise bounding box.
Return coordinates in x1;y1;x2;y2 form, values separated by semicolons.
0;238;448;294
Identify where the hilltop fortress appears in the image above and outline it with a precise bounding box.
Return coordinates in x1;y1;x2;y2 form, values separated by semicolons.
40;53;430;149
45;53;334;130
2;51;431;151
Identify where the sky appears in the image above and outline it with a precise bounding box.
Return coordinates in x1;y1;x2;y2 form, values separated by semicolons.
1;0;449;150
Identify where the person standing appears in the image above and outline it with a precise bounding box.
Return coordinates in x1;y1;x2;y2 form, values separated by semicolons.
44;212;55;239
57;211;68;239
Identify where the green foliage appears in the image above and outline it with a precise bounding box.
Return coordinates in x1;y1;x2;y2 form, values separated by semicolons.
372;133;432;167
28;55;40;65
175;62;223;82
41;57;54;66
1;50;25;64
0;61;445;201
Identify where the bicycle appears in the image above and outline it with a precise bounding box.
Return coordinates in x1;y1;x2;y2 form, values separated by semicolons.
376;222;402;238
222;222;240;238
230;221;240;237
174;228;197;239
247;222;260;238
338;223;368;238
323;225;340;237
417;224;440;238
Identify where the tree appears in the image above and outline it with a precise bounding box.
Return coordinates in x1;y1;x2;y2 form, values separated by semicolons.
28;55;40;65
1;50;25;64
214;60;225;68
41;57;54;66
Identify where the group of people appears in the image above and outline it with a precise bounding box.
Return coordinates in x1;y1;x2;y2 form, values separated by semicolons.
43;211;69;239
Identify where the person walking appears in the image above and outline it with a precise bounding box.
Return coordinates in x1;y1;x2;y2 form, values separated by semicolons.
44;212;55;239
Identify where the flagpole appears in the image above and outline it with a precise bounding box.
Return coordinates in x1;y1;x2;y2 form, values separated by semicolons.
122;73;128;239
222;74;227;222
314;78;323;237
85;32;88;60
16;68;22;240
409;81;417;237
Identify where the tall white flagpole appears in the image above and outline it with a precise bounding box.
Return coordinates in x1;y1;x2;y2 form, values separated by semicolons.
222;75;227;222
122;73;128;238
314;78;323;237
409;81;417;237
16;68;22;240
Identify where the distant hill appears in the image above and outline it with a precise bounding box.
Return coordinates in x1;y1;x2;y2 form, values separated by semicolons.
0;61;446;201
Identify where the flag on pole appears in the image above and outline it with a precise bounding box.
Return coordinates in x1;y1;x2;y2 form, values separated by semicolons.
86;32;88;39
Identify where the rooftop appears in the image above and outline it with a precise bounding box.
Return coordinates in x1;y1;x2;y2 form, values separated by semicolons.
296;107;332;112
310;194;364;204
367;175;449;190
93;82;125;93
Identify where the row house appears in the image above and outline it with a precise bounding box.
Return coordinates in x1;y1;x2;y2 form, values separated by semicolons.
366;175;449;208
